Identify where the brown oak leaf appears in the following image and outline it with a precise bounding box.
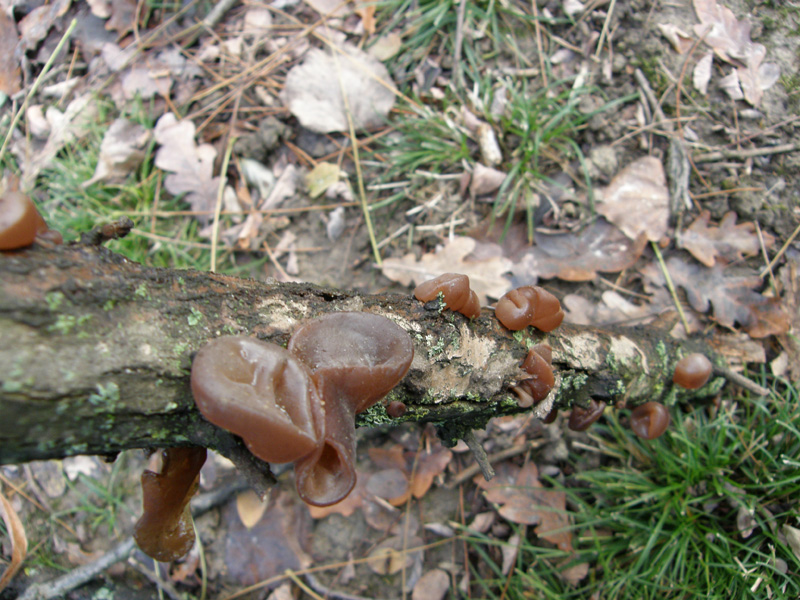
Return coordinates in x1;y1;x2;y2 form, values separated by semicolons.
677;210;774;267
642;256;789;337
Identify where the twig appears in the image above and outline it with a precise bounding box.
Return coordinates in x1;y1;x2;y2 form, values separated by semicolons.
759;220;800;278
694;143;800;163
713;365;770;397
302;572;377;600
447;441;543;489
180;0;240;48
531;0;548;89
17;482;248;600
462;431;495;482
128;559;184;600
79;217;135;246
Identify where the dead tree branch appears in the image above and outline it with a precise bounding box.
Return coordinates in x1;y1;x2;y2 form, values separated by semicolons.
1;244;733;469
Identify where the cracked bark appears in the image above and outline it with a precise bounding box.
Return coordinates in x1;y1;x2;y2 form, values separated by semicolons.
1;243;745;476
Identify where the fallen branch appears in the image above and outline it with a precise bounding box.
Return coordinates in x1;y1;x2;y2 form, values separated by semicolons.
0;243;736;469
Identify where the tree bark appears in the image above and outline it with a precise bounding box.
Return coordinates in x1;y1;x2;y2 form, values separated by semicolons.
0;243;739;475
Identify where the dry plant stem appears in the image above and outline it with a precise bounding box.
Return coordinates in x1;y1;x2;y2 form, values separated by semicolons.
16;482;248;600
694;143;800;163
531;0;548;88
0;19;77;167
210;137;235;272
760;220;800;278
330;31;382;267
453;0;468;90
594;0;617;59
128;559;183;600
651;241;690;334
181;0;240;48
303;573;375;600
463;431;495;481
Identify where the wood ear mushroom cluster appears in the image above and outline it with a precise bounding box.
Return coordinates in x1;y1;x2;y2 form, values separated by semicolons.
190;312;413;509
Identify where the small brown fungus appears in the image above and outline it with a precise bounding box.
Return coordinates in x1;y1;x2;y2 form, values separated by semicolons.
542;407;559;424
0;191;49;250
673;353;712;390
413;273;481;318
190;336;324;465
568;399;606;432
386;400;407;418
630;402;670;440
494;286;564;332
288;312;413;506
514;343;555;408
134;447;207;562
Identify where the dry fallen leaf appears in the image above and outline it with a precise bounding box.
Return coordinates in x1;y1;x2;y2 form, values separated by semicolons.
15;94;97;189
411;568;450;600
775;250;800;382
366;535;424;575
382;236;512;304
511;219;647;282
236;489;268;529
692;0;779;107
677;210;774;267
17;0;70;51
0;488;27;593
597;156;670;243
154;112;226;224
282;43;396;133
366;468;411;506
0;11;21;96
482;463;572;552
783;524;800;562
642;256;790;337
411;445;453;498
84;119;150;187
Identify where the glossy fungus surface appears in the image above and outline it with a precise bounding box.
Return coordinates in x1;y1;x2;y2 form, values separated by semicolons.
191;336;323;464
386;400;407;418
414;273;471;311
516;344;555;407
673;353;713;389
495;288;534;330
414;273;481;318
288;312;414;506
0;191;48;250
134;447;207;562
568;399;607;431
495;286;564;332
630;402;671;440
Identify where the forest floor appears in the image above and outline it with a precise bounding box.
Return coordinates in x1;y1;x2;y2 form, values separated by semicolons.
1;0;800;599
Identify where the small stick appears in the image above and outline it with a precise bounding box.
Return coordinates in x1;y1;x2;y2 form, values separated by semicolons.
79;217;135;245
714;365;770;397
462;430;495;482
651;242;690;335
694;143;800;163
448;441;543;489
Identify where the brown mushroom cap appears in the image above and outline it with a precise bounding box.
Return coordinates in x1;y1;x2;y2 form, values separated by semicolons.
517;343;555;406
414;273;471;312
630;402;670;440
495;288;535;330
459;290;482;319
526;287;565;332
134;447;207;562
673;353;712;389
0;191;48;250
190;336;323;464
568;399;607;431
288;312;414;506
386;400;407;418
495;286;564;332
